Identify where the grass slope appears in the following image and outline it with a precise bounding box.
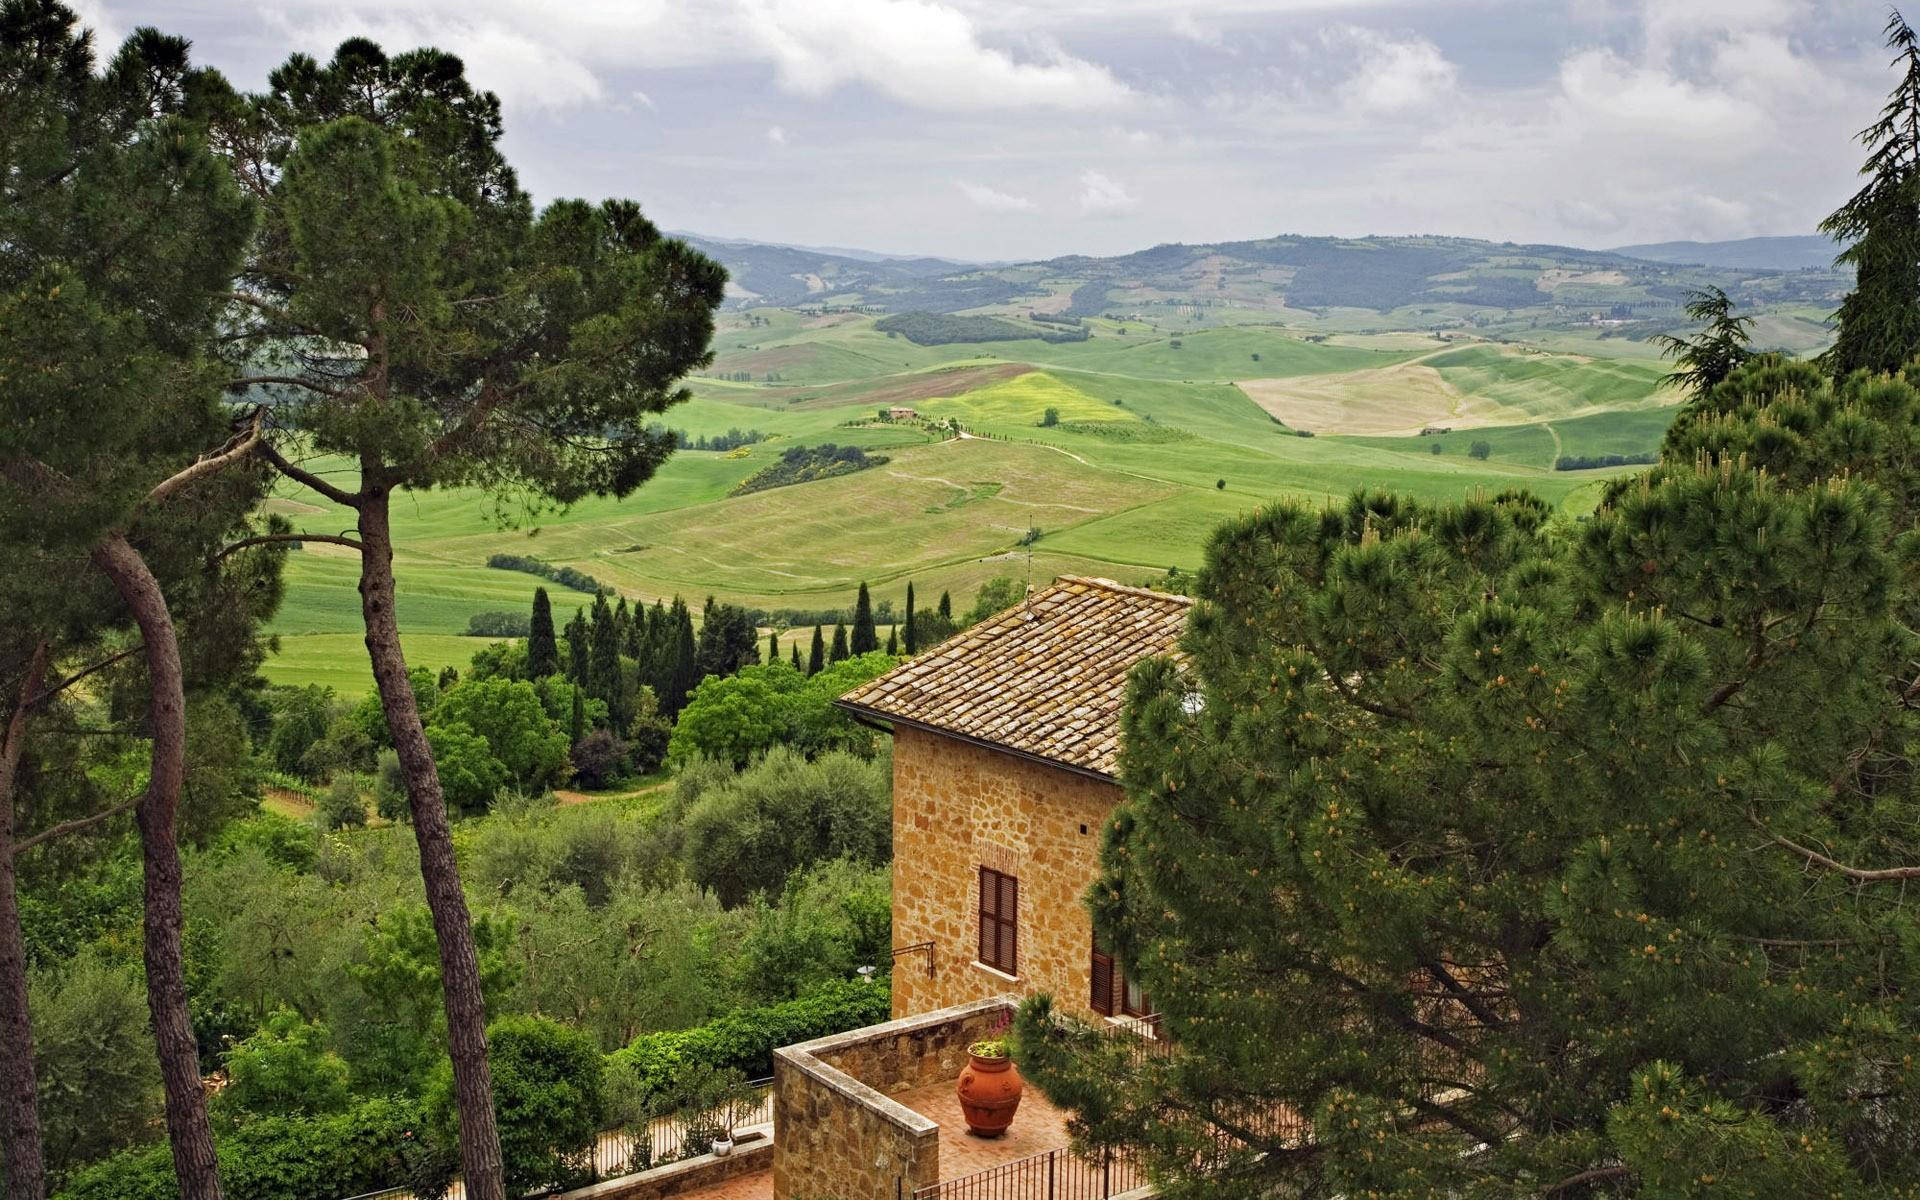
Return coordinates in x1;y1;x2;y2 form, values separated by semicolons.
261;313;1694;690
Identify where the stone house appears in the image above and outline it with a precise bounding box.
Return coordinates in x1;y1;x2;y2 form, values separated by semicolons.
765;577;1190;1200
835;575;1191;1024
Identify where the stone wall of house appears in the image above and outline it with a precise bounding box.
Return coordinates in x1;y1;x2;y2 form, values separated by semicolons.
890;724;1123;1020
771;998;1014;1200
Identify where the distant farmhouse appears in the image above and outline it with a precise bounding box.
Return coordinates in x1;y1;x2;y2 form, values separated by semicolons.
888;405;919;420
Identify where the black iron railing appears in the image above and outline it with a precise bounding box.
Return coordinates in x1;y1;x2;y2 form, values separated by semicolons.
580;1076;774;1179
913;1147;1145;1200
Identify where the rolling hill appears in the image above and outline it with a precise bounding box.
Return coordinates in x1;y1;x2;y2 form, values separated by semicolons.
682;231;1847;349
260;227;1833;695
1606;235;1842;271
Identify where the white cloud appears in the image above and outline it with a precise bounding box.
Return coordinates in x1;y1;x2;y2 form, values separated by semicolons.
1170;11;1223;48
260;0;1133;116
67;0;121;49
959;182;1037;212
766;124;788;144
740;0;1135;110
271;12;605;112
1329;26;1458;115
630;88;656;109
1078;170;1138;215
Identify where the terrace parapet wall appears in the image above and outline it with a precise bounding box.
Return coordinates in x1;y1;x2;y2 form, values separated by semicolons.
772;996;1017;1200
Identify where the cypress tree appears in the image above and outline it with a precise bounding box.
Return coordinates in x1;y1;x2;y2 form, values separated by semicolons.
626;600;647;660
528;587;558;678
643;599;672;699
613;596;632;654
851;582;879;655
808;625;826;676
938;590;952;621
830;623;850;663
565;609;590;686
791;645;802;670
905;582;918;654
665;598;699;715
568;686;585;747
695;596;759;679
587;593;616;696
1823;11;1920;376
589;594;633;733
768;629;779;663
886;628;898;655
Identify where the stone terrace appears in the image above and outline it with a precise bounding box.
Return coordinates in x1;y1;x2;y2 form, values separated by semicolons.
772;996;1073;1200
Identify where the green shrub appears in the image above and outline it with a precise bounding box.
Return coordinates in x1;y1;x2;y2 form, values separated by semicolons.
683;748;890;906
427;1016;604;1197
316;774;367;831
32;952;161;1186
215;1008;351;1124
209;812;318;873
604;977;890;1114
55;1098;446;1200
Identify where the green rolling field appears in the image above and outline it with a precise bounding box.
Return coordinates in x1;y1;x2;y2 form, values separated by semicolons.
260;308;1701;695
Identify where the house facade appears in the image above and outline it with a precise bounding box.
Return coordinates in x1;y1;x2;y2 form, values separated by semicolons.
837;575;1190;1023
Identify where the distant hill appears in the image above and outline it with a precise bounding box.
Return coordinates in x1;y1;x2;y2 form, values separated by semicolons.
679;232;1848;337
1608;235;1842;271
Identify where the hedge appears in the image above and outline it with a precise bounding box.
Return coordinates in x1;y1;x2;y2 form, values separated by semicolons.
605;977;890;1108
55;1098;449;1200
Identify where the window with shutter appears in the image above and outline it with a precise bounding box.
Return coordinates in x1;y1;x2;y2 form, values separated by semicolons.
978;867;1018;975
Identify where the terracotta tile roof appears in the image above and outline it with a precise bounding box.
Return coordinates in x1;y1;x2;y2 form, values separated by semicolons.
836;576;1192;779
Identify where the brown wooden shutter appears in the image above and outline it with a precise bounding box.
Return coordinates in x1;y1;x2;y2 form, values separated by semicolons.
978;868;993;966
1091;948;1114;1015
1001;872;1018;974
978;867;1018;975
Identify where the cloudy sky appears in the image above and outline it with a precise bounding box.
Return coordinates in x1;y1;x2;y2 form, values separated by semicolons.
91;0;1892;262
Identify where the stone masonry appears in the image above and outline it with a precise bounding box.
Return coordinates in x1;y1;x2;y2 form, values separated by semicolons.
772;998;1014;1200
889;724;1123;1021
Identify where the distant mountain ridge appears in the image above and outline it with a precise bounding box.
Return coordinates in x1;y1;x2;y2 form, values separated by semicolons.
1605;235;1841;271
678;230;1848;332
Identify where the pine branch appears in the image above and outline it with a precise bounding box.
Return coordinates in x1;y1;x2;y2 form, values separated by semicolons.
15;794;140;851
1543;1164;1633;1195
1750;810;1920;882
208;532;363;565
26;644;143;707
230;374;344;400
146;408;264;506
257;441;360;506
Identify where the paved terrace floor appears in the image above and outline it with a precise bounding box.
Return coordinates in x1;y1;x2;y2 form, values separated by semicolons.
673;1169;772;1200
893;1074;1074;1180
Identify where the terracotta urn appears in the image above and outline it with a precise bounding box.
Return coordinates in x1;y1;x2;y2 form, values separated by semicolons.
957;1047;1023;1137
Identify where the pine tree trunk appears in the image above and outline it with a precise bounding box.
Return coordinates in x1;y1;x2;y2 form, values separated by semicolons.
355;491;505;1200
89;535;222;1200
0;645;48;1200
